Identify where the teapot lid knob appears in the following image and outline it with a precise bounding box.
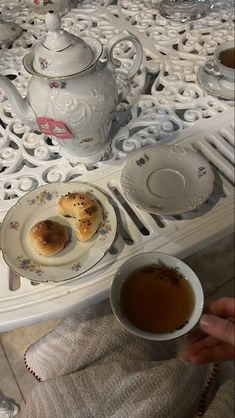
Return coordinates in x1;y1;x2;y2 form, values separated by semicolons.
45;11;61;32
43;11;75;51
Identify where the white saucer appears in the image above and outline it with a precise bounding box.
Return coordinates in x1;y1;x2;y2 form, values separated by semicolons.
197;65;235;101
121;145;214;215
158;0;211;22
0;23;22;47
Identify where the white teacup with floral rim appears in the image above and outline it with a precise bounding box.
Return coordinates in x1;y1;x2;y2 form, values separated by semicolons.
110;252;204;341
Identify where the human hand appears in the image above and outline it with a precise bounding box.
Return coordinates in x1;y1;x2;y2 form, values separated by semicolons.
182;297;235;364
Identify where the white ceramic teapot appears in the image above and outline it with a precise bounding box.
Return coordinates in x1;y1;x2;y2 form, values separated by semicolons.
0;12;142;162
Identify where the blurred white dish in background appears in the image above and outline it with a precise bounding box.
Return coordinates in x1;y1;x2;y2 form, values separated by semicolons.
197;64;235;100
0;22;22;47
158;0;212;22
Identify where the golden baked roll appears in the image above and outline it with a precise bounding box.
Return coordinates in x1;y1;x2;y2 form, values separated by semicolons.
29;220;69;256
58;192;102;241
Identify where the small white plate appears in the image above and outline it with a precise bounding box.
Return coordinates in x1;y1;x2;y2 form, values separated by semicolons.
0;182;117;283
197;65;235;101
121;145;214;215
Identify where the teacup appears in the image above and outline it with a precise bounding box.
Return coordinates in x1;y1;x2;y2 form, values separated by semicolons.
110;252;204;341
204;40;235;83
19;0;70;16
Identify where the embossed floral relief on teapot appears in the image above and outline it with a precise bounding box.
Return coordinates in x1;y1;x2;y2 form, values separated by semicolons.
0;12;142;163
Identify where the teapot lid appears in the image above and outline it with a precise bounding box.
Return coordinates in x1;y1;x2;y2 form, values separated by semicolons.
24;12;102;78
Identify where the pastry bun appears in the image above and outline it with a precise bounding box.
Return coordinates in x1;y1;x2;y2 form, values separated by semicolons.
29;220;69;256
58;192;102;241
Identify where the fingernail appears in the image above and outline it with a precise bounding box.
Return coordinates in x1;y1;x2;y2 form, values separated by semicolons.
200;314;213;328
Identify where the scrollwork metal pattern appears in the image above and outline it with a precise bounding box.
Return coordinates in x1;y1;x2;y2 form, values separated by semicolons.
0;0;234;217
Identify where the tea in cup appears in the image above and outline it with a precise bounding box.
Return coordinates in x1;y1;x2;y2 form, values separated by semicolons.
204;40;235;83
110;252;204;341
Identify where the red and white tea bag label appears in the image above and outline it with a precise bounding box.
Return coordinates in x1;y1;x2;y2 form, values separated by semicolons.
36;117;73;140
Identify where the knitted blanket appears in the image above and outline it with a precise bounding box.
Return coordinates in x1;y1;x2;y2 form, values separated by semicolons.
19;300;234;418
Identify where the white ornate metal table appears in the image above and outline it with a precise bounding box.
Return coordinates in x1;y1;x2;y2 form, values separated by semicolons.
0;0;234;331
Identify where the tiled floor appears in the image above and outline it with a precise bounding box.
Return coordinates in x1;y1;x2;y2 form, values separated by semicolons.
0;319;60;406
0;234;234;411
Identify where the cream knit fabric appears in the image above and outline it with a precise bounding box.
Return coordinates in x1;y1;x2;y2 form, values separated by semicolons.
19;300;234;418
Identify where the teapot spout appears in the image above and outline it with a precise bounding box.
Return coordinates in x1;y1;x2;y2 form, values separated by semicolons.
0;74;35;124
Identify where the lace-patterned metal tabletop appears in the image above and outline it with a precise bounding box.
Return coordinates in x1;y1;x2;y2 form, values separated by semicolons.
0;0;234;330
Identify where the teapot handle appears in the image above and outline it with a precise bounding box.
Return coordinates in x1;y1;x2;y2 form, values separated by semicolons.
105;32;143;80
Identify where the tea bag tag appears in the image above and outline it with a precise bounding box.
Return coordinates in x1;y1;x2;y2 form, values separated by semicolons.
36;117;73;139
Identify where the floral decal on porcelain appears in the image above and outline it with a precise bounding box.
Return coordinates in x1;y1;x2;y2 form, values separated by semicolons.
9;221;20;230
72;262;81;272
16;256;44;276
28;190;59;206
136;154;150;167
33;0;54;5
39;57;48;70
48;80;67;89
99;210;112;239
197;166;207;178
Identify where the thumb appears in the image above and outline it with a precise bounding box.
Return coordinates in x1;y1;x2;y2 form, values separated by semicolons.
199;314;235;346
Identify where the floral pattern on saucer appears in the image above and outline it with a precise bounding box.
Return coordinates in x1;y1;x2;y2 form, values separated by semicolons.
136;154;150;167
197;167;207;178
